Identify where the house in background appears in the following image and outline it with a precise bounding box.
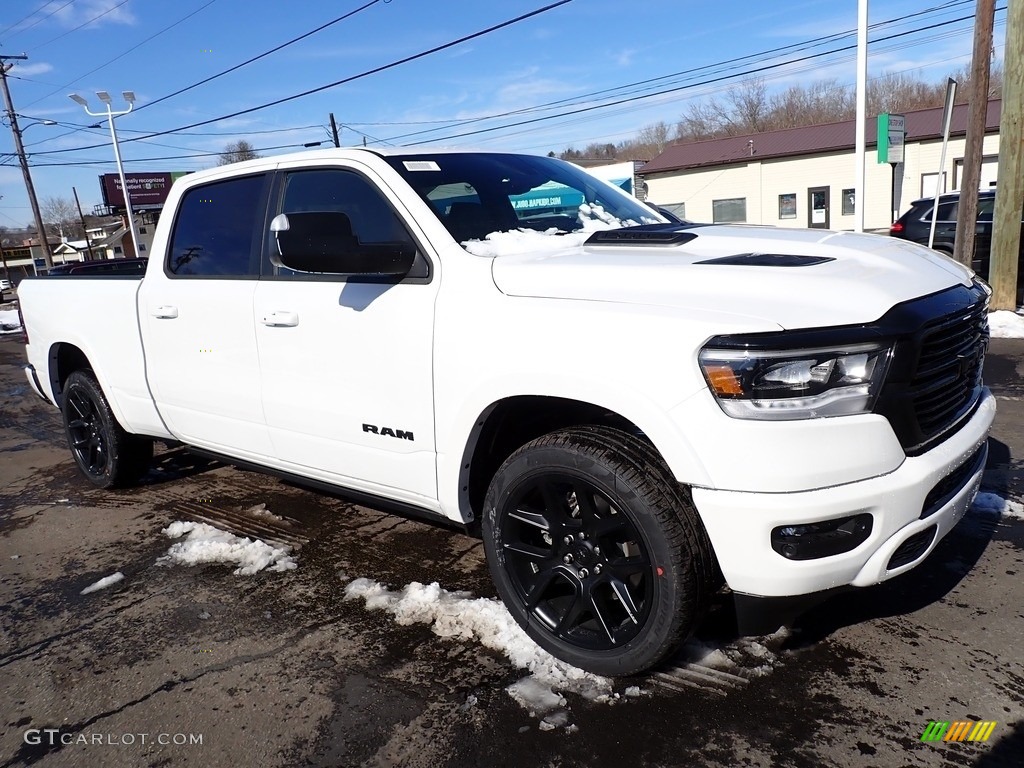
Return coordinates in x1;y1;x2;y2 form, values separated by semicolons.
0;212;156;283
639;99;1003;232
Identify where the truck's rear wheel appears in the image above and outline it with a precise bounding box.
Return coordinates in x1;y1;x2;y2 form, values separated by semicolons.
62;370;153;488
482;427;712;676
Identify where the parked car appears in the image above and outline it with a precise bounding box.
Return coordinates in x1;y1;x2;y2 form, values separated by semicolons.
17;148;994;676
890;189;1023;301
0;278;11;298
45;258;148;276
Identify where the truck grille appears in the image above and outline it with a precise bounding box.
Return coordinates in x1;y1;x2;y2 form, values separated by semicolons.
908;300;988;442
871;284;990;456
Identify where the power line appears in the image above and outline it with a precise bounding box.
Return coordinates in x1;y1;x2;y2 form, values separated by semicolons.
21;0;220;110
8;141;326;167
0;0;74;40
404;9;989;147
377;1;981;144
29;0;132;51
21;0;574;158
135;0;386;115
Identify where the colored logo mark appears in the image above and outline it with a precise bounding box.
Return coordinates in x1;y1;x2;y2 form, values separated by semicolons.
920;721;997;743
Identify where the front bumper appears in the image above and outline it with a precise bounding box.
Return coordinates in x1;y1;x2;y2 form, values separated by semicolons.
692;387;996;597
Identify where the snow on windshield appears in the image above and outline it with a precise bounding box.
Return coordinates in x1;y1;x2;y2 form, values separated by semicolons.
462;202;646;258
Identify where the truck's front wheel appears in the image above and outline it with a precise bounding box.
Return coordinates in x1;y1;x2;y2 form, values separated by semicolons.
482;427;712;676
62;370;153;488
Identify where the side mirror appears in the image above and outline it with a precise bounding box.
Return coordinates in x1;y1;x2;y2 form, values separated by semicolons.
270;212;415;277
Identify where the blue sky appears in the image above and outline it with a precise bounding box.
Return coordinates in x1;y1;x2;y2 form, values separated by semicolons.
0;0;1007;227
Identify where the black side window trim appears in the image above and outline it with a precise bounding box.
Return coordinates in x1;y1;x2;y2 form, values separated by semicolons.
164;172;272;280
259;165;433;285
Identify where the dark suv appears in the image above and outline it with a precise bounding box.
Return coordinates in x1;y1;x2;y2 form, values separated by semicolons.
890;189;1023;299
44;257;148;276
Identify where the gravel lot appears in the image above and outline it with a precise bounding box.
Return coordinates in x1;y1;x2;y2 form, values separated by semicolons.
1;331;1022;768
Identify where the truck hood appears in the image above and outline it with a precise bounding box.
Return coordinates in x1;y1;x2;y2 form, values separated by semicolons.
489;225;975;330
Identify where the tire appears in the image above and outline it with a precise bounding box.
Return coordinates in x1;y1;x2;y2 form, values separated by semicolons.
61;370;153;488
482;426;713;676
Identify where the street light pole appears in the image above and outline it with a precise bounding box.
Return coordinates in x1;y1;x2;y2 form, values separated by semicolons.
1;57;54;269
69;91;140;259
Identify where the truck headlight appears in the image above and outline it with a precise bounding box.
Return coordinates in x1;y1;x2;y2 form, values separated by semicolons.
698;343;892;420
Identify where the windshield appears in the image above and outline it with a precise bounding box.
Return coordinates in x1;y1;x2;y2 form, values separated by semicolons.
386;153;664;245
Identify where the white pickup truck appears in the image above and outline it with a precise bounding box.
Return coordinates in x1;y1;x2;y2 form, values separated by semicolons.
19;148;995;675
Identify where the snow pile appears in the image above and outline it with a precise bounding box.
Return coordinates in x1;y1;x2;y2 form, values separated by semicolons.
158;521;297;575
988;309;1024;339
971;492;1024;520
683;629;789;678
245;503;286;523
80;572;124;595
0;309;22;334
344;579;612;715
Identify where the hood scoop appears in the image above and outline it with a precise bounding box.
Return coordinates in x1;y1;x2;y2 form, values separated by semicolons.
694;253;835;267
585;223;703;247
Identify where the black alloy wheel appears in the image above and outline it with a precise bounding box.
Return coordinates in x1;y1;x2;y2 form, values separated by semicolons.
61;370;153;488
483;426;713;676
498;472;654;651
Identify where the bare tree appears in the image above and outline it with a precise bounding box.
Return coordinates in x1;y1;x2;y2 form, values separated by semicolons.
218;140;261;166
40;195;84;240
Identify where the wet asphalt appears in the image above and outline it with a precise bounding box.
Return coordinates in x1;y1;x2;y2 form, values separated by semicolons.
0;332;1022;768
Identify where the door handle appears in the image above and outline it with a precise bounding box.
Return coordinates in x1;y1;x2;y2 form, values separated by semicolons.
152;305;178;319
261;311;299;327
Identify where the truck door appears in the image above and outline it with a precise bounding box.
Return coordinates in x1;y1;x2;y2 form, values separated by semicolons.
138;170;276;460
253;163;439;505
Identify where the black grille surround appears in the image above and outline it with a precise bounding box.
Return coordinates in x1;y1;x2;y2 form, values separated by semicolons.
873;285;989;455
701;283;990;456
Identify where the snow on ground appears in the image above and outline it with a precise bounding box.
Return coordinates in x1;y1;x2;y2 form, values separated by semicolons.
158;520;297;575
0;309;22;334
682;629;789;679
80;572;124;595
245;503;286;523
988;309;1024;339
344;578;612;720
344;578;788;724
971;492;1024;520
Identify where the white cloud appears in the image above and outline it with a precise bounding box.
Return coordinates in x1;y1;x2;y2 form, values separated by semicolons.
10;62;54;77
53;0;138;28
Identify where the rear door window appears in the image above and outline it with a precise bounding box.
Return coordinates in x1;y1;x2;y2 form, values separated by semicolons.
167;174;268;277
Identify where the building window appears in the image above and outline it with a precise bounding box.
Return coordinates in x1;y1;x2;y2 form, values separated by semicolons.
842;189;856;216
660;202;686;220
138;243;147;252
712;197;746;223
778;193;796;219
139;227;147;234
114;245;123;254
921;172;947;198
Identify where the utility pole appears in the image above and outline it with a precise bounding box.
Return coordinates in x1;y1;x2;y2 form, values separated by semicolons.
954;0;995;268
989;0;1023;310
72;187;94;261
329;112;341;147
0;55;53;269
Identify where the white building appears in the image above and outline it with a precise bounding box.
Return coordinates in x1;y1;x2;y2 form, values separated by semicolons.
639;100;1003;233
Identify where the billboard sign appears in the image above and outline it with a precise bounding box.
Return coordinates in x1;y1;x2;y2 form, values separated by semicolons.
99;172;189;209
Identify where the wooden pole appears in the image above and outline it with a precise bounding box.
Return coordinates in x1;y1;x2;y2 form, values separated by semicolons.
953;0;995;268
72;187;94;261
329;112;340;147
990;0;1024;310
